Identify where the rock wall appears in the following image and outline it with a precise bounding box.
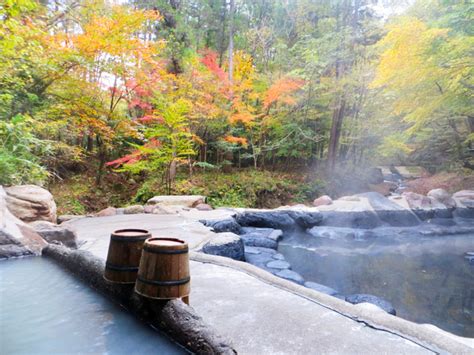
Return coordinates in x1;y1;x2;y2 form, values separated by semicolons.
0;186;47;259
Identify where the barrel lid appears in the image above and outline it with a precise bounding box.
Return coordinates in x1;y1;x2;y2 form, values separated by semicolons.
145;237;188;249
112;229;151;237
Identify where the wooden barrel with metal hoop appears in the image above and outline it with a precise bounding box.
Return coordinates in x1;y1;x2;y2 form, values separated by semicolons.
104;229;151;284
135;237;190;304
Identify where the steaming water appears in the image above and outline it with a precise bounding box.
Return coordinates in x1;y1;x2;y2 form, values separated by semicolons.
279;230;474;337
0;257;187;354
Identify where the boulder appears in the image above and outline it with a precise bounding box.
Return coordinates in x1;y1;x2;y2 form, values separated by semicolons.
240;227;283;241
1;186;47;259
202;232;245;261
359;192;420;226
304;281;339;296
452;190;474;218
401;192;451;220
123;205;145;214
200;218;242;234
152;204;180;215
235;211;295;229
195;203;213;211
143;205;155;213
147;195;206;207
453;190;474;200
345;294;396;315
239;231;278;249
313;195;333;207
427;188;455;208
29;221;78;248
286;211;323;228
5;185;57;223
96;207;117;217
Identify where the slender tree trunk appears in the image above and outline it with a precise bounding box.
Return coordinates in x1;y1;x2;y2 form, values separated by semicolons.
228;0;235;83
327;98;346;171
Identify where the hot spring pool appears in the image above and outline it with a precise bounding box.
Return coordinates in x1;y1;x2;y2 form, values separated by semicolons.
0;257;187;354
279;230;474;337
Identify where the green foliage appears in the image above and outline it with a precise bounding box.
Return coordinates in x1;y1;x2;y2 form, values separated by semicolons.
133;170;325;208
0;115;49;185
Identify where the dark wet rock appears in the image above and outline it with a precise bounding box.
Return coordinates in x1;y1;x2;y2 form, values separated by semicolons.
275;269;305;285
240;232;278;249
453;208;474;219
286;211;323;228
266;260;291;270
240;227;283;241
235;211;295;229
30;221;78;248
200;218;242;234
0;243;32;258
244;246;262;255
345;294;396;315
304;281;338;296
202;232;245;261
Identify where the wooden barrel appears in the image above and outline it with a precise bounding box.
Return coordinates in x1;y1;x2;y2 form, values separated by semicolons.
135;237;190;302
104;229;151;284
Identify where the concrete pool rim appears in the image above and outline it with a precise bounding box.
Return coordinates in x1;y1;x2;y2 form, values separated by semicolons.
191;251;474;354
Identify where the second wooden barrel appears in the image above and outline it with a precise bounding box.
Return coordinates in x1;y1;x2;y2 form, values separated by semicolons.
135;237;190;301
104;229;151;284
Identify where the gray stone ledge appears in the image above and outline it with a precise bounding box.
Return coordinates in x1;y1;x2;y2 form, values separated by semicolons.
190;251;474;354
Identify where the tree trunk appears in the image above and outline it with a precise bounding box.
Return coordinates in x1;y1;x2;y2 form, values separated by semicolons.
228;0;235;83
327;98;346;171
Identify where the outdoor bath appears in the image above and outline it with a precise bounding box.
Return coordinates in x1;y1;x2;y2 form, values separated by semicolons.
279;228;474;337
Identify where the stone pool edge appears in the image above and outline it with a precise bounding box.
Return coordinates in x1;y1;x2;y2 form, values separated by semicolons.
43;244;236;355
191;251;474;354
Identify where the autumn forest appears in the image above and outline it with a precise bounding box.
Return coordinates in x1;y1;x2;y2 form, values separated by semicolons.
1;0;473;212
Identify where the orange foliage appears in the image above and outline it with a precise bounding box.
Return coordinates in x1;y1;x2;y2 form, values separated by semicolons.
229;112;255;125
224;135;248;146
263;77;304;109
